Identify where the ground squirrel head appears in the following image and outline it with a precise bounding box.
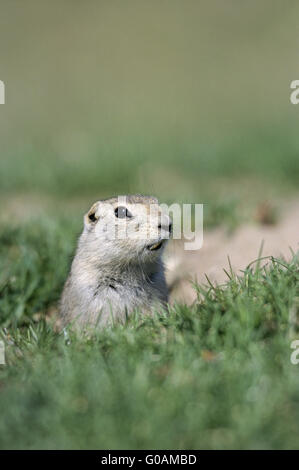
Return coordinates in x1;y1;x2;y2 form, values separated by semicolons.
81;195;172;266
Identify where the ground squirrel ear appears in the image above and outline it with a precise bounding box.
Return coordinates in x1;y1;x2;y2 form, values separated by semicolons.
84;202;99;227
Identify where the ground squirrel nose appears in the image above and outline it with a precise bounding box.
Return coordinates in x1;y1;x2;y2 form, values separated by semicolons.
158;216;172;233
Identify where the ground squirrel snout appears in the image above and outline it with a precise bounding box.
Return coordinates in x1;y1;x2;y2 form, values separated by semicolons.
59;195;172;328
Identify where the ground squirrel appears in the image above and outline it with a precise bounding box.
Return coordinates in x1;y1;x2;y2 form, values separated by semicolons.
60;195;172;328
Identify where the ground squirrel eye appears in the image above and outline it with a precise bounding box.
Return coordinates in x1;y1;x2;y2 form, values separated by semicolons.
88;212;97;222
114;206;132;218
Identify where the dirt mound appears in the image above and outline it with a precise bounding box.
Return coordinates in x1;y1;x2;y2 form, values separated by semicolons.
167;200;299;304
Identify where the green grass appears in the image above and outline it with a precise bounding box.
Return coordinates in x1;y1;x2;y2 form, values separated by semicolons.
1;125;299;201
0;221;298;449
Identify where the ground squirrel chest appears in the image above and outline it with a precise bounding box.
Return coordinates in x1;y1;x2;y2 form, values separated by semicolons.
59;194;172;328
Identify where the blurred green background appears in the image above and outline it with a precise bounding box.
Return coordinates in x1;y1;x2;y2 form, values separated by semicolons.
0;0;299;217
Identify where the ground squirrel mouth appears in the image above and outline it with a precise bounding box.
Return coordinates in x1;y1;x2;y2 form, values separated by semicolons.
147;240;164;251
